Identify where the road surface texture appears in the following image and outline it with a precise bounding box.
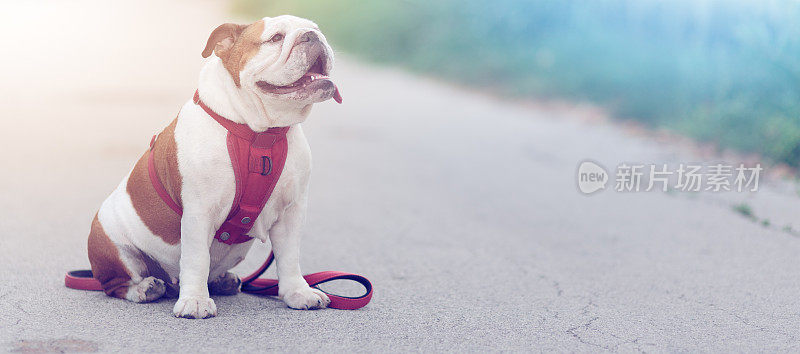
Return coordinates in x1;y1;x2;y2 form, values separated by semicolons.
2;0;800;352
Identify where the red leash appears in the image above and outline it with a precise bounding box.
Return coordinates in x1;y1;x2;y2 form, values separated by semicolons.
66;90;372;310
66;250;372;310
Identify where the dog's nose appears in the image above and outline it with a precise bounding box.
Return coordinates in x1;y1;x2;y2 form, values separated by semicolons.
297;30;319;44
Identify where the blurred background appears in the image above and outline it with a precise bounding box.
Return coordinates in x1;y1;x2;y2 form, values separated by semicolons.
3;0;800;351
239;0;800;167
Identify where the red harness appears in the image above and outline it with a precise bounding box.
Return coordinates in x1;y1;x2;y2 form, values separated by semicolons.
150;91;290;245
65;91;372;310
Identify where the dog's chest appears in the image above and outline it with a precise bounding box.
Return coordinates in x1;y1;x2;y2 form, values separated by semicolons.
174;102;311;249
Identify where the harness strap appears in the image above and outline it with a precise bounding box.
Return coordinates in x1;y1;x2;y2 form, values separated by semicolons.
148;135;182;215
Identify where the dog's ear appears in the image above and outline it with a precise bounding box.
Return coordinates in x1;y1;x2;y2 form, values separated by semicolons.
202;23;246;58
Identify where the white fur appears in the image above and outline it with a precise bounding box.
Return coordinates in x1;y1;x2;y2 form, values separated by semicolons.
94;15;336;318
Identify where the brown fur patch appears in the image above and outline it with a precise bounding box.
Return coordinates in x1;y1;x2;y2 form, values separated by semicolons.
87;214;131;298
206;20;265;87
126;118;182;245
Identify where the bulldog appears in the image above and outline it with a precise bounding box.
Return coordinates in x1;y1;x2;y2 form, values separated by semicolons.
87;15;340;318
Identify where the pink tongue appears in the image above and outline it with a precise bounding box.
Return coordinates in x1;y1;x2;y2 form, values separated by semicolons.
305;73;343;104
333;84;342;104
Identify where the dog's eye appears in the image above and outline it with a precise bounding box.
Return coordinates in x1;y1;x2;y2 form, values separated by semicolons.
267;33;284;43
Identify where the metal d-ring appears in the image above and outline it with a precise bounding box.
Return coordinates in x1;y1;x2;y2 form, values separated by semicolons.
260;155;272;176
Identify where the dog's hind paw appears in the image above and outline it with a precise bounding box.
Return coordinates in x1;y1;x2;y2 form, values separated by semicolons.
209;271;241;296
126;276;166;303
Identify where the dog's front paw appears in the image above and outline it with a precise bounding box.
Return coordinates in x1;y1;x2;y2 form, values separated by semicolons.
282;286;330;310
173;296;217;319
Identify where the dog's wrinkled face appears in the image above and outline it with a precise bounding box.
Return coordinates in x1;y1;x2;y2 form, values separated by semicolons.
203;15;341;107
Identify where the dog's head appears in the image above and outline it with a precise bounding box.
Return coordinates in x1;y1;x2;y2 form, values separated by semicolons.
202;16;341;125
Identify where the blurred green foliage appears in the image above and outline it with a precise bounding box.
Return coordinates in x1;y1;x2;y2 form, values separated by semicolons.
235;0;800;166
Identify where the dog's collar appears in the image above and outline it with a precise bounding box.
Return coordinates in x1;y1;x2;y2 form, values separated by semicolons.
193;90;289;145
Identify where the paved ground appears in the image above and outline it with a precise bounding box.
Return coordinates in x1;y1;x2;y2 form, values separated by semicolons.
3;0;800;352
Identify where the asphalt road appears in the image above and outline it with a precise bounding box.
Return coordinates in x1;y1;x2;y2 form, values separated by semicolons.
3;0;800;352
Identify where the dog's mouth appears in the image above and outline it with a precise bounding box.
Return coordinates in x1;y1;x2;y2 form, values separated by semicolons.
255;55;342;104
